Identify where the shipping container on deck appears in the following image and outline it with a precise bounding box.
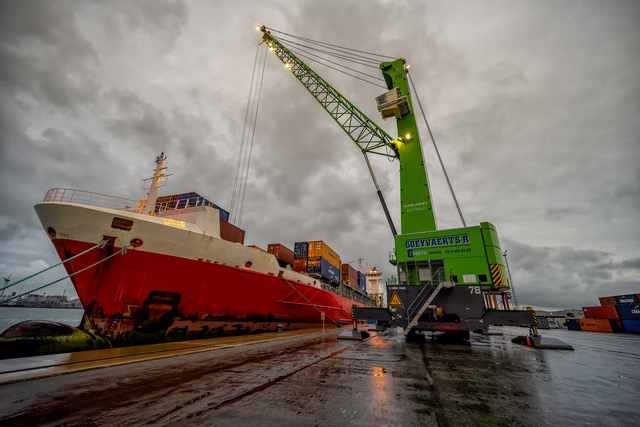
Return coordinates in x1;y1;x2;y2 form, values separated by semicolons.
616;303;640;320
342;264;358;289
293;258;307;273
219;219;245;244
308;241;341;269
615;294;638;304
582;305;619;320
622;319;640;334
294;242;308;259
213;204;230;222
579;318;613;333
565;318;582;331
267;244;294;267
358;272;366;293
598;296;618;306
307;257;340;284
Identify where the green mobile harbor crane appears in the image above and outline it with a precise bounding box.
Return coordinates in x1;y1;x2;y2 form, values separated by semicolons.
258;26;572;349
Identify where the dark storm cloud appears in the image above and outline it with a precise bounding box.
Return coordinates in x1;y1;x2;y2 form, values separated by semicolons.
0;1;99;110
503;238;639;309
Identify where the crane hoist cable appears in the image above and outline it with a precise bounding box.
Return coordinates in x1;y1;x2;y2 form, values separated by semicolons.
266;27;395;62
237;45;268;226
286;47;387;89
277;36;383;69
230;44;261;222
230;42;268;226
279;37;384;77
408;73;467;227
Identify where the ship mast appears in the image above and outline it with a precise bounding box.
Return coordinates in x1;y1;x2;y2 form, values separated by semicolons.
142;153;168;214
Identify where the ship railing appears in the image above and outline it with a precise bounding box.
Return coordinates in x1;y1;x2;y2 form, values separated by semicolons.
43;189;216;217
43;188;140;212
154;196;212;213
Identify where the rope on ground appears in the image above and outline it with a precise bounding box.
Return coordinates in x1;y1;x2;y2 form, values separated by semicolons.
1;239;109;293
280;276;342;326
2;243;131;304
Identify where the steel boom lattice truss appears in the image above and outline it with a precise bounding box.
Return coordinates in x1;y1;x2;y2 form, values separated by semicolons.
260;28;398;159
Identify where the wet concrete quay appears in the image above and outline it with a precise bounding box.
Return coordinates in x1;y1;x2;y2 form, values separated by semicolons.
0;326;638;426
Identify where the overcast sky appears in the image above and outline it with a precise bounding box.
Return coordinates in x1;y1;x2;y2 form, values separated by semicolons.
1;0;638;311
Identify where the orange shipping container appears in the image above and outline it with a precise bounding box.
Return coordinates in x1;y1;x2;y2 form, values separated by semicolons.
308;241;341;269
579;318;613;333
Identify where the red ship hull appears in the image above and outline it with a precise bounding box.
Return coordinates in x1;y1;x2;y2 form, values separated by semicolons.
53;238;362;344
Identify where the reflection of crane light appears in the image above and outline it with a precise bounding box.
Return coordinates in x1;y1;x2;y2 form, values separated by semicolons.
371;366;389;408
285;62;291;69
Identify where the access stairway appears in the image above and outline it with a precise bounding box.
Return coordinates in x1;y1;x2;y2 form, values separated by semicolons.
403;282;446;336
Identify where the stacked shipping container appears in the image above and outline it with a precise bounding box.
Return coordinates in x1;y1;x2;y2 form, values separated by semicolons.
358;271;366;293
342;264;358;289
267;244;294;268
292;241;368;290
293;241;340;284
575;293;640;334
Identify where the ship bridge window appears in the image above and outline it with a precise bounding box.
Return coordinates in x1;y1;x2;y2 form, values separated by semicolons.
111;217;133;231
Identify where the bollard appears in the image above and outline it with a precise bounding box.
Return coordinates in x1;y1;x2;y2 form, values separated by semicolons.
276;324;283;334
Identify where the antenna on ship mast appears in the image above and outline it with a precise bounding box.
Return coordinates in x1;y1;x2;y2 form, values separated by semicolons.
141;153;171;215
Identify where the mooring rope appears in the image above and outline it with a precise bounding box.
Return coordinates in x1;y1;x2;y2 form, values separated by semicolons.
1;239;109;293
2;243;131;304
280;276;342;326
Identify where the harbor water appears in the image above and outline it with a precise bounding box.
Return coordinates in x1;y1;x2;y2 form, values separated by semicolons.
0;307;84;334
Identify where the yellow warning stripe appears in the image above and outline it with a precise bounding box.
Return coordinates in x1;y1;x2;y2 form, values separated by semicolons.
489;264;504;287
533;344;574;349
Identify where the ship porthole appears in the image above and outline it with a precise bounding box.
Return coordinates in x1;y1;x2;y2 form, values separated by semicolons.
47;227;56;237
130;238;143;247
245;261;253;268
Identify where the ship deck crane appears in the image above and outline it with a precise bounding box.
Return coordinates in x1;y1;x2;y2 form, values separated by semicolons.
258;26;572;349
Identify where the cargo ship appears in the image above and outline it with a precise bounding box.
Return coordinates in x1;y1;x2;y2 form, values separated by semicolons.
34;153;373;345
